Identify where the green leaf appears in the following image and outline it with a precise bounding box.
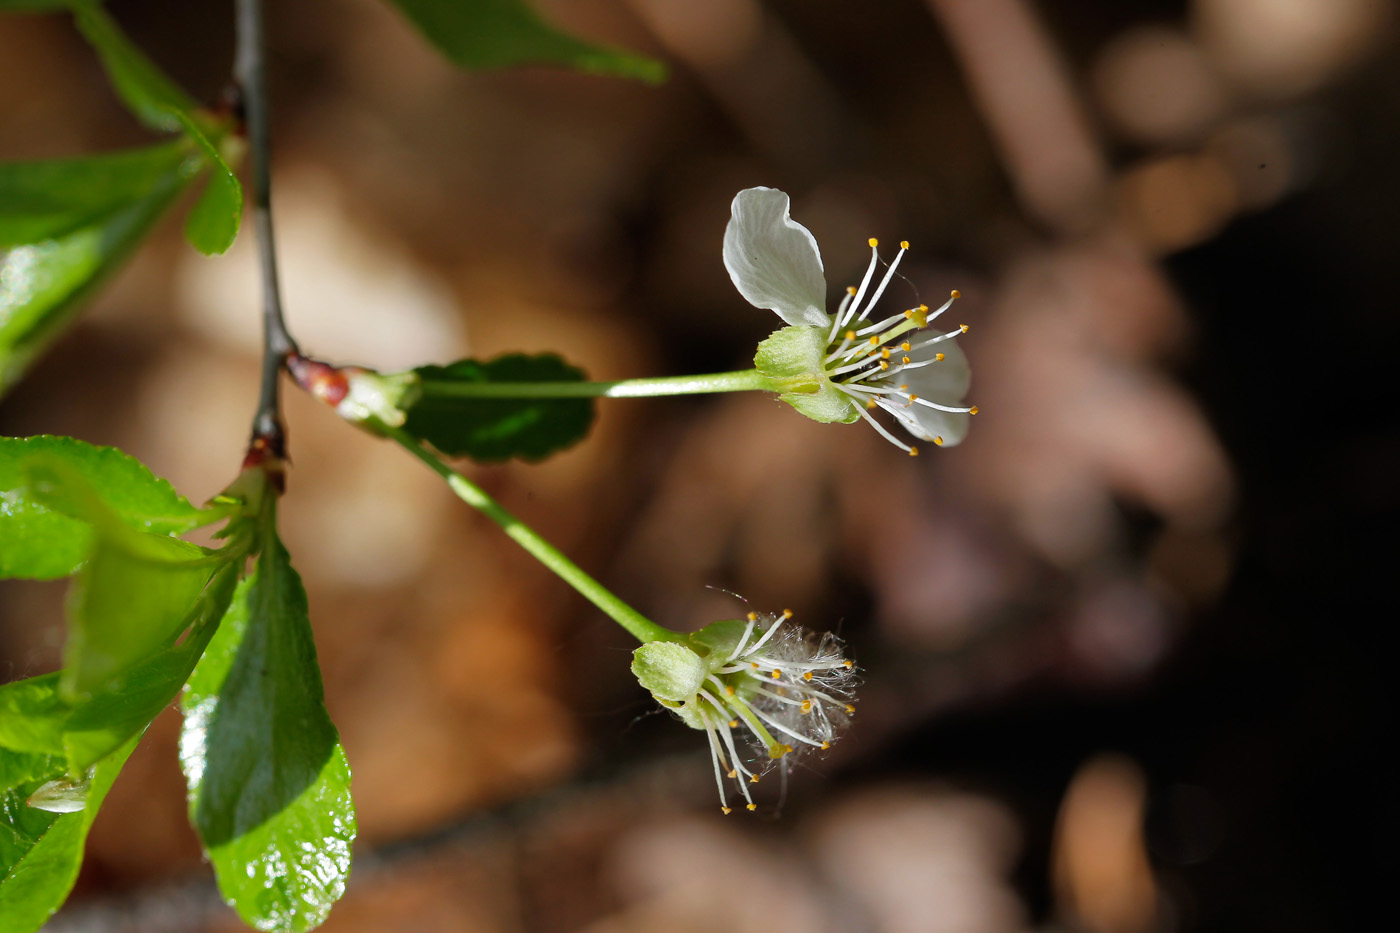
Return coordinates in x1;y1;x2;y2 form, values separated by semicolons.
0;140;191;247
63;559;239;771
181;523;355;933
0;737;137;933
0;436;214;580
404;353;596;462
383;0;665;83
63;520;212;701
168;109;242;255
0;159;191;396
69;1;200;133
0;676;66;756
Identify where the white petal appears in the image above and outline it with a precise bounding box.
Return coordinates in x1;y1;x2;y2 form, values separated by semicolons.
889;403;971;447
884;339;972;446
723;187;830;327
899;338;971;402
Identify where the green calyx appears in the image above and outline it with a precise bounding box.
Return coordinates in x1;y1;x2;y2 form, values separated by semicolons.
753;325;861;425
631;641;708;702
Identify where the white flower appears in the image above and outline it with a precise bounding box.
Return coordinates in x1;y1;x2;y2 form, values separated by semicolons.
725;186;977;454
632;611;856;814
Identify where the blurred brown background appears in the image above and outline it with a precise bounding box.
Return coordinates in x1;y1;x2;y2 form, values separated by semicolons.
1;0;1395;931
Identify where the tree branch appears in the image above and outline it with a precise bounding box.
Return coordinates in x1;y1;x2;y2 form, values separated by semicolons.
234;0;298;457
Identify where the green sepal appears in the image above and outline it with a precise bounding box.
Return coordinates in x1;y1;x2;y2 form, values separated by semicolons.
631;641;707;703
754;325;859;424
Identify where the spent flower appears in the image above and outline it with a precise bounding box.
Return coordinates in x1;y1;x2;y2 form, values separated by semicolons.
632;610;856;814
724;186;977;454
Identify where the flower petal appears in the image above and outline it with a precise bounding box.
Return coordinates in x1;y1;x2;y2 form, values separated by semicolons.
901;338;971;402
723;187;830;327
884;339;972;446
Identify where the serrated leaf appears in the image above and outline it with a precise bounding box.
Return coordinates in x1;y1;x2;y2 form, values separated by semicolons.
0;161;190;395
180;521;355;933
69;1;200;133
0;436;215;580
0;738;137;933
384;0;665;83
0;141;191;247
405;353;596;462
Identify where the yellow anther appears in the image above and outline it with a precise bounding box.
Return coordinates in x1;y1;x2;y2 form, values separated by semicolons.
783;609;793;618
900;240;910;249
845;704;856;714
935;352;945;362
750;774;760;783
867;399;878;409
727;768;737;779
868;237;878;248
869;335;880;346
747;611;758;622
721;806;732;815
934;436;945;446
782;744;794;755
950;289;961;299
909;394;919;401
751;662;760;668
881;348;891;359
747;803;757;811
801;700;813;714
919;304;929;312
821;741;831;750
960;323;969;333
729;719;739;728
803;671;813;681
904;309;915;319
847;285;857;296
969;405;980;415
879;361;889;370
899;384;909;390
771;669;782;679
725;685;736;696
909;447;919;457
843;660;854;669
901;341;912;351
902;356;911;364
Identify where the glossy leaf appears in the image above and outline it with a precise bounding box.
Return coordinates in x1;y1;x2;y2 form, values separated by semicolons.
0;162;190;395
0;436;214;580
63;559;239;771
0;675;65;756
384;0;665;83
69;1;200;133
0;738;137;933
181;524;355;933
63;521;211;701
405;353;596;462
167;108;242;255
0;141;191;247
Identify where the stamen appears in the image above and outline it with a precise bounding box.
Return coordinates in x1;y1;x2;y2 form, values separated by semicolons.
723;615;759;664
851;242;908;323
745;614;786;656
838;246;882;332
906;325;968;353
836;385;915;453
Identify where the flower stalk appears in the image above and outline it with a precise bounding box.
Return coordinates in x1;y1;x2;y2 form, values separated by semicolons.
415;368;791;399
382;424;682;646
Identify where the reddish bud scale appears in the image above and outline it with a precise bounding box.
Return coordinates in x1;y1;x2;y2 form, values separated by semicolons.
288;355;350;406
